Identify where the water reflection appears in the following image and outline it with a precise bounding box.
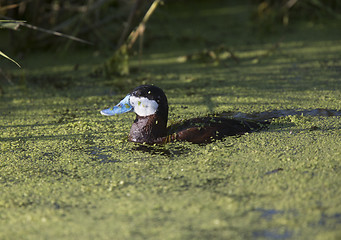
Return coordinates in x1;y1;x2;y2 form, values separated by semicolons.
253;229;292;239
255;208;284;220
132;144;190;157
87;146;121;163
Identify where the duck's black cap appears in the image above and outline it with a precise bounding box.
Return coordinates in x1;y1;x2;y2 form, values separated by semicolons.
131;85;167;102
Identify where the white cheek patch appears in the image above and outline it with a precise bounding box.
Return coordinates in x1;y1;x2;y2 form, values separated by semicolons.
130;96;158;116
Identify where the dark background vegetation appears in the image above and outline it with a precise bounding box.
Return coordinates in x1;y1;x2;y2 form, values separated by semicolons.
1;0;340;53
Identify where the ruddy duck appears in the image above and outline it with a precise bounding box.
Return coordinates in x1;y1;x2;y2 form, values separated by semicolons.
101;85;266;144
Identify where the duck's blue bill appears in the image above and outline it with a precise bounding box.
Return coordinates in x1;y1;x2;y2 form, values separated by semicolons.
100;94;133;116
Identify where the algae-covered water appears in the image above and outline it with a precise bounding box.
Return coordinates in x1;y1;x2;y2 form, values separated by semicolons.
1;1;341;239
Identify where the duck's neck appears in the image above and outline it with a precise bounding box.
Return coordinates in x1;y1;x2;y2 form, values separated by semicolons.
128;114;168;144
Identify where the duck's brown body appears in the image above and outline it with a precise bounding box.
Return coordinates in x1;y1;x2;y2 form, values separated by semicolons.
167;117;263;144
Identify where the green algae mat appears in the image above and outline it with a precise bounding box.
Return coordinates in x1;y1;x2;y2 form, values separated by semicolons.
1;2;341;240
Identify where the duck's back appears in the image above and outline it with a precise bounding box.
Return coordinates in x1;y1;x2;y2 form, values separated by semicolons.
168;117;266;144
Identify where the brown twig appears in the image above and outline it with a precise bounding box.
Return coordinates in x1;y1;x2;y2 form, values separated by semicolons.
117;0;143;48
126;0;161;50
